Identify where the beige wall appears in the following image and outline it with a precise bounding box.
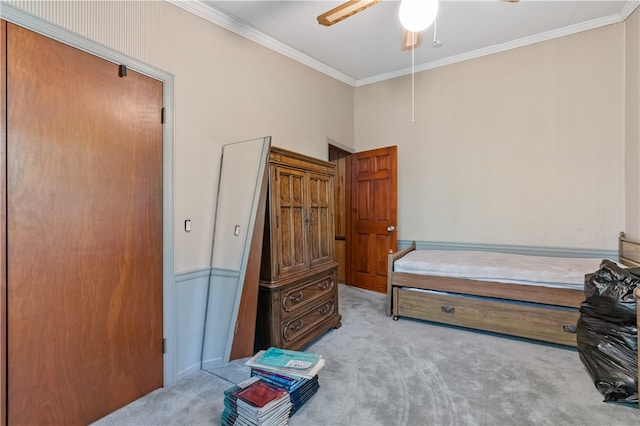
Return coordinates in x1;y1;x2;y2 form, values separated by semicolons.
626;8;640;240
355;23;626;250
6;0;355;273
6;1;636;255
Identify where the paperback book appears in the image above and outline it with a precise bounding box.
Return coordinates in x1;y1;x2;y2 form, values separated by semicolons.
250;367;320;416
250;367;307;392
221;376;292;426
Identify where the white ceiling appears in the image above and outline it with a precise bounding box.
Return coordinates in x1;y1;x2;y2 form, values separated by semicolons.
171;0;639;86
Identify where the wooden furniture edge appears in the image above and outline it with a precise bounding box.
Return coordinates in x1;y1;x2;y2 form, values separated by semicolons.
619;232;640;267
391;272;584;308
386;241;416;316
620;233;640;404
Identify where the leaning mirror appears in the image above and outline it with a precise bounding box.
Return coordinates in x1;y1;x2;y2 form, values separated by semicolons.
201;136;271;370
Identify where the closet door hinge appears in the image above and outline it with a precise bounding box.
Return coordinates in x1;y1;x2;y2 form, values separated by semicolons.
162;338;167;354
118;64;127;78
161;107;166;124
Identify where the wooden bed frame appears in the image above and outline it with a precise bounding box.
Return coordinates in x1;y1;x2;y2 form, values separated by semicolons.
387;232;640;348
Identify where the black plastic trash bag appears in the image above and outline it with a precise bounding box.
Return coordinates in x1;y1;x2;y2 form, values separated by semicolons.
582;261;639;323
576;260;639;404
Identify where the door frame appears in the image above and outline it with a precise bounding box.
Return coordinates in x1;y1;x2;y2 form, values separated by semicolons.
328;141;399;290
327;139;355;284
0;4;177;388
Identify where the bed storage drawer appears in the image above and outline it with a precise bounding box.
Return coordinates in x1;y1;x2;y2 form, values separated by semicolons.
395;288;580;347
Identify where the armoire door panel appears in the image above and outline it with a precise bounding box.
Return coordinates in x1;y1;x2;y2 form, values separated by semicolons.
275;167;308;276
6;23;163;425
308;172;333;268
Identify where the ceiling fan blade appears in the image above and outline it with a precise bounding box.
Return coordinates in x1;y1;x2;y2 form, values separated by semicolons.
317;0;382;26
401;29;423;51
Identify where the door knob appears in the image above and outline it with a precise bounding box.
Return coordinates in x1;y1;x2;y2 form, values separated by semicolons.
387;226;396;232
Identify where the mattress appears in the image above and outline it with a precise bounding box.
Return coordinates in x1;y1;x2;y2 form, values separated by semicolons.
393;250;612;290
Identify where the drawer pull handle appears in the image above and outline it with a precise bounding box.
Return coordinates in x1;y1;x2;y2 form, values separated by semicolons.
289;291;304;303
290;319;304;332
441;306;455;314
563;325;577;333
319;302;333;315
317;280;330;290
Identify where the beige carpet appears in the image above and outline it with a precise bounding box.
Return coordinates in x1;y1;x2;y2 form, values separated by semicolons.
93;284;639;425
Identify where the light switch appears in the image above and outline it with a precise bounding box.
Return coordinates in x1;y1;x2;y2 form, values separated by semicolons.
184;219;191;232
234;225;240;236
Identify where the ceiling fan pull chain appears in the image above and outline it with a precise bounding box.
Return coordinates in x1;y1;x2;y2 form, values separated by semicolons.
434;18;437;44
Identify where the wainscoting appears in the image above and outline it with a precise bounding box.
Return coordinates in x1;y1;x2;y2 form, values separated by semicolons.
174;269;209;380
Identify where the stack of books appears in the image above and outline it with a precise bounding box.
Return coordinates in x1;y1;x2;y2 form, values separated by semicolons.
250;367;319;415
222;376;292;426
244;347;324;415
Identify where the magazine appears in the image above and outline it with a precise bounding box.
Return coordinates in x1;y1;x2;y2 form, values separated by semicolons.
245;348;325;379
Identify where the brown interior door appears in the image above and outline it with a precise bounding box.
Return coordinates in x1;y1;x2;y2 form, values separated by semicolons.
6;23;163;425
347;146;398;293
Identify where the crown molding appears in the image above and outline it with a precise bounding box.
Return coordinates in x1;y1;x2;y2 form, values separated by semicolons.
357;3;639;87
621;0;640;20
166;0;357;87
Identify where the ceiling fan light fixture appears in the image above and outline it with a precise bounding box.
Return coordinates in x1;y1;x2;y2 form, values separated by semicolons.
399;0;439;32
401;29;423;51
317;0;382;26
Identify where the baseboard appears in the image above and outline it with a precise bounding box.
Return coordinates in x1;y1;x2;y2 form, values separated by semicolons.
176;362;203;382
201;357;225;372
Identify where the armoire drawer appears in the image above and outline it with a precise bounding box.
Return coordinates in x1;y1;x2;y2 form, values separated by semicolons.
280;272;335;318
281;296;337;346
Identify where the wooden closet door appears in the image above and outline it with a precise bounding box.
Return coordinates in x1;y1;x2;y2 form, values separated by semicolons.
6;23;163;425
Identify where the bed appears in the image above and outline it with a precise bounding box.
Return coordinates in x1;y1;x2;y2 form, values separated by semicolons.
387;232;640;347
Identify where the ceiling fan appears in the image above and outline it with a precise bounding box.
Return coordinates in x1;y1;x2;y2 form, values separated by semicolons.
317;0;519;51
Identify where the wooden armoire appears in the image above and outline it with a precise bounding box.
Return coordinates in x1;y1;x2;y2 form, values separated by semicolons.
254;147;342;351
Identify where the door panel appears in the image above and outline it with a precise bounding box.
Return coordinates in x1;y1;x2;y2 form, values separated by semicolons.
308;172;334;268
348;146;398;293
6;23;163;425
275;167;308;276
